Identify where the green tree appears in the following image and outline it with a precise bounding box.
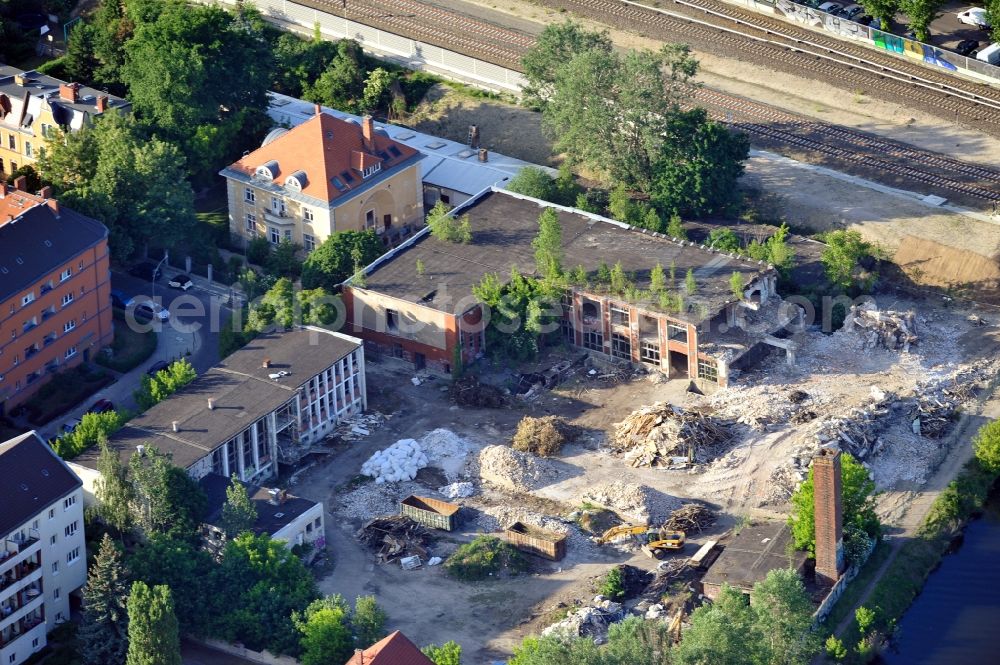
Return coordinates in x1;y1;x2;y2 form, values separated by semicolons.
95;436;135;538
273;33;339;97
361;67;394;113
649;108;750;217
788;452;879;555
352;595;387;649
134;359;197;411
608;184;641;226
246;236;272;266
212;534;318;655
820;230;880;291
730;272;745;301
533;208;563;280
302;40;367;113
293;596;352;665
675;584;759;665
987;0;1000;44
53;410;127;459
973;419;1000;474
126;582;181;665
855;606;876;635
521;20;613;109
506;166;559;201
79;534;130;665
746;224;795;274
609;262;630;294
599;566;626;601
685;268;697;296
128;534;215;634
543;44;698;191
900;0;944;42
423;641;462;665
427;202;473;243
857;0;900;28
750;569;821;664
266;240;303;278
301;230;384;289
708;228;741;253
129;447;207;541
650;263;666;294
666;213;687;240
221;475;258;539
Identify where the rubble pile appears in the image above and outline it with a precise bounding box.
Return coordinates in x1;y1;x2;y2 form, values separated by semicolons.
843;303;918;351
662;503;716;533
709;384;829;430
438;482;475;499
419;429;473;480
909;379;976;439
337;480;423;521
581;481;682;524
542;598;625;642
357;515;431;564
475;445;557;493
333;412;388;441
612;403;731;466
361;439;428;483
451;375;507;408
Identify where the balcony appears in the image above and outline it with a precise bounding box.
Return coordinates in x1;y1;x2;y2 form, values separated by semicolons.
0;607;45;649
24;346;39;359
263;209;294;225
43;334;56;347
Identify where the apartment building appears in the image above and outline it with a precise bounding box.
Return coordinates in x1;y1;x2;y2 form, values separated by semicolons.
70;327;367;498
345;189;789;386
0;432;86;665
220;107;423;251
0;66;129;176
0;181;113;414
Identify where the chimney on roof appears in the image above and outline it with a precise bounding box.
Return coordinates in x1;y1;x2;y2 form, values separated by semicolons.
171;421;179;433
361;115;374;152
96;95;108;113
314;103;322;116
47;199;60;218
469;124;480;149
478;148;488;162
12;176;27;192
136;445;145;457
813;448;845;587
207;398;215;410
14;74;27;86
39;185;52;199
262;358;271;369
268;488;281;505
59;82;80;103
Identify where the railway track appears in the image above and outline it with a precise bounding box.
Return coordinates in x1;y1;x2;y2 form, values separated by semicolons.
294;0;1000;202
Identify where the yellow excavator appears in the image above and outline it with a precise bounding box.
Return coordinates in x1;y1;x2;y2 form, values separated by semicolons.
596;524;686;558
595;524;651;544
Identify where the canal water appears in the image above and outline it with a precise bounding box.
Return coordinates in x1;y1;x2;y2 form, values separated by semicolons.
881;486;1000;664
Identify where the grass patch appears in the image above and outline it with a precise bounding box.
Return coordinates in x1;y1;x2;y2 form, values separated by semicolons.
444;536;529;581
23;365;113;425
95;313;158;373
838;461;999;662
820;540;892;635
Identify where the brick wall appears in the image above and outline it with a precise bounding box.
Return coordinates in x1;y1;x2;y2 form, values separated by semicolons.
813;448;844;586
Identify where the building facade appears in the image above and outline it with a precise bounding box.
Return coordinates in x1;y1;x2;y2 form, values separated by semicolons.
0;432;86;665
0;183;113;414
344;189;787;385
220;108;423;251
70;328;367;499
0;66;129;177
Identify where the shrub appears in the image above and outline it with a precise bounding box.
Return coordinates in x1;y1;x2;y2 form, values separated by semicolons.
512;416;576;457
599;566;625;601
444;536;529;581
246;236;272;266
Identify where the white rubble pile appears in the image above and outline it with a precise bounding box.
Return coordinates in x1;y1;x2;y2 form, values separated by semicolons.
842;302;917;352
438;482;475;499
337;480;424;522
419;429;473;481
333;412;388;441
474;445;558;492
361;439;428;483
580;481;682;524
707;384;832;430
542;597;624;642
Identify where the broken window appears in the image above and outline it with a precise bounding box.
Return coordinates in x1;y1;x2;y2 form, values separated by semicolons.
386;308;398;332
581;301;599;324
561;319;575;344
610;306;629;326
668;324;688;343
583;331;603;352
697;359;718;382
611;333;632;360
392;343;404;359
640;340;661;364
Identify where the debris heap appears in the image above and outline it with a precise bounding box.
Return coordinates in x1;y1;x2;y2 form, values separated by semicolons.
360;439;428;483
451;375;507;408
909;382;975;438
581;481;682;524
357;516;431;564
843;303;917;351
542;599;625;642
662;504;716;533
475;445;557;493
612;403;731;466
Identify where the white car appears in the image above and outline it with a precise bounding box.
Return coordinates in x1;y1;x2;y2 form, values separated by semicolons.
957;8;991;28
168;273;194;291
818;2;844;14
125;297;170;321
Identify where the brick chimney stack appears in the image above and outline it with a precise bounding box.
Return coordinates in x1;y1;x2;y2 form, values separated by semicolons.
813;448;845;586
0;182;7;198
12;175;27;192
59;82;80;103
47;199;60;218
314;103;322;116
361;115;374;152
96;95;108;112
39;185;53;199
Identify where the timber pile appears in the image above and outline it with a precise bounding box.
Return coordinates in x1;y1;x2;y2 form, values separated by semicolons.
612;403;731;467
451;375;507;408
662;504;716;534
844;304;917;352
910;382;975;439
357;516;431;564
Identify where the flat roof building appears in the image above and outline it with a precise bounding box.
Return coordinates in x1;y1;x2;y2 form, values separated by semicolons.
344;188;794;386
700;521;808;600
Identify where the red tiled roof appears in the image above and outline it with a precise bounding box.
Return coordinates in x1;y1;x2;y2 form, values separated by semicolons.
345;631;435;665
0;186;43;227
229;111;418;204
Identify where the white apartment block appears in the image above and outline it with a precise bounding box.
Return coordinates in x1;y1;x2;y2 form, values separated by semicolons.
1;432;86;665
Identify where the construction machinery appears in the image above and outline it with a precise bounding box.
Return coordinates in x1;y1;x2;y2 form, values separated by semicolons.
595;524;650;544
641;530;686;559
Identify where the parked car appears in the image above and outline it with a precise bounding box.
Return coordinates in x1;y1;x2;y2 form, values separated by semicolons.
128;262;162;282
977;42;1000;65
854;14;875;26
839;4;865;20
125;297;170;321
110;289;129;309
87;399;115;414
146;360;170;377
795;0;822;8
168;273;194;291
956;8;991;29
956;39;981;56
818;2;844;14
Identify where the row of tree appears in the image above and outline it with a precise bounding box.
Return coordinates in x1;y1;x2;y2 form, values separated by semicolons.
857;0;1000;44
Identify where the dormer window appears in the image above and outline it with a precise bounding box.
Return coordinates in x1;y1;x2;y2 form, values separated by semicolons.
362;163;381;178
255;160;280;179
284;171;307;192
